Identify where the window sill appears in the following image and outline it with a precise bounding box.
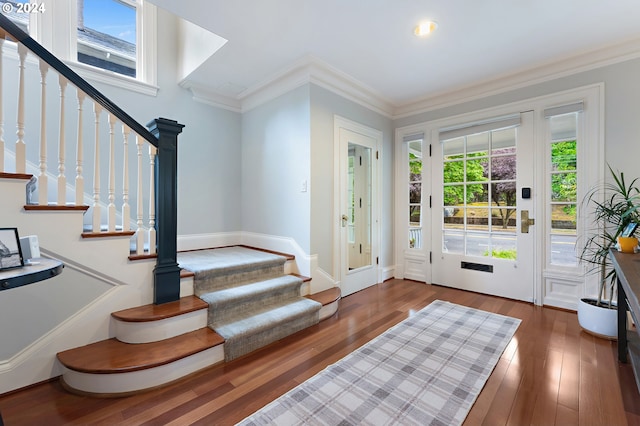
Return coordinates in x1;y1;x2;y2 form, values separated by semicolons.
64;59;159;97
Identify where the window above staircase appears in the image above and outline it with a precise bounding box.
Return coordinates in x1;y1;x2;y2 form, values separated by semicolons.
4;0;158;95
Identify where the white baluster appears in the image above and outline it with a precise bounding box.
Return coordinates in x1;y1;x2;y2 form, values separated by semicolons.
121;124;131;232
107;114;116;232
135;135;144;254
92;103;102;232
75;91;86;206
38;60;48;205
57;75;68;205
148;145;157;254
0;39;5;173
15;44;28;173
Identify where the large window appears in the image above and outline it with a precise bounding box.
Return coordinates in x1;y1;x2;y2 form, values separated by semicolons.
442;126;518;259
77;0;137;78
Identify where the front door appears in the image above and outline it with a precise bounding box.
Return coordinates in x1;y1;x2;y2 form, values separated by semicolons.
431;111;535;302
335;118;380;296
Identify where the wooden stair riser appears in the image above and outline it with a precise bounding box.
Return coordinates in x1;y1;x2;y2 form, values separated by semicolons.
180;274;194;298
61;345;224;395
114;310;208;344
318;300;339;320
283;258;295;275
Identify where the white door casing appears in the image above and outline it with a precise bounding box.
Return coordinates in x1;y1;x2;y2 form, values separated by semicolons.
334;116;382;296
393;84;603;310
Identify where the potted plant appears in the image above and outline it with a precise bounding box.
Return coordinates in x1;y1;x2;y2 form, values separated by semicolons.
578;165;640;338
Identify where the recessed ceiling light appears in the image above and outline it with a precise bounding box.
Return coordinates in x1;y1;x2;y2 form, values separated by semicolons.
414;21;438;37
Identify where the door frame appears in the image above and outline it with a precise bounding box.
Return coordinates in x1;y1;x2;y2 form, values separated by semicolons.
393;84;603;308
333;115;383;291
431;111;536;303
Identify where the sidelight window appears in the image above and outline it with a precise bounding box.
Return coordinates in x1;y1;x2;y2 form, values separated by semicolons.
545;104;580;267
404;134;424;249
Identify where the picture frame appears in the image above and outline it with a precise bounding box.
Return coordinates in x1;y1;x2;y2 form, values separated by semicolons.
0;227;24;271
622;222;638;238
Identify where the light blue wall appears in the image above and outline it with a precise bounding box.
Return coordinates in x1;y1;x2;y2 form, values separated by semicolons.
66;7;243;235
241;85;311;251
310;84;394;274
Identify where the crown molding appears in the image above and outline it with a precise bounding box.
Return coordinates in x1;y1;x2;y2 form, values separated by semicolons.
179;56;395;117
179;37;640;119
238;55;395;117
394;36;640;119
179;80;242;113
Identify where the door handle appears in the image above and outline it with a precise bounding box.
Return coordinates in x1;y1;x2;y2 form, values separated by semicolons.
341;214;349;227
521;210;535;233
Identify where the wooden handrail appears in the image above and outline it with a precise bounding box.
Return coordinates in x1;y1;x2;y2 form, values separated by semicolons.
0;13;157;147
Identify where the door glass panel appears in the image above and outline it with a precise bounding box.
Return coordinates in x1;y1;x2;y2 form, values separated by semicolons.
441;125;518;260
466;232;489;257
548;114;578;266
348;142;371;269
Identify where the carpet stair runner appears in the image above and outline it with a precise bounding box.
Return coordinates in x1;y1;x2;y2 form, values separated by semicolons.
177;247;322;361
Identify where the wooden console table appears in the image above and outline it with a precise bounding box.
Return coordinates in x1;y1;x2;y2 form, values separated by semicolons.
610;250;640;391
0;258;63;291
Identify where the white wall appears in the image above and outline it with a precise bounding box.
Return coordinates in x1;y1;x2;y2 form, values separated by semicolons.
310;84;394;276
241;85;311;251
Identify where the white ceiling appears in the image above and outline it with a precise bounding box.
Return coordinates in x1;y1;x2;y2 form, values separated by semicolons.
149;0;640;112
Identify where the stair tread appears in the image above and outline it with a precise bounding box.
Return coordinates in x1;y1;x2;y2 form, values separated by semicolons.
23;204;89;211
112;296;208;322
0;172;33;180
290;273;312;282
213;298;321;338
305;287;341;306
81;230;136;238
199;275;302;305
57;328;224;374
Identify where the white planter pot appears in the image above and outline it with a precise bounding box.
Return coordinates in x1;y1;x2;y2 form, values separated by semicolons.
577;298;618;340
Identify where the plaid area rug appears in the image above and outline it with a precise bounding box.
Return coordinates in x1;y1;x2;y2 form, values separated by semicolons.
237;300;520;426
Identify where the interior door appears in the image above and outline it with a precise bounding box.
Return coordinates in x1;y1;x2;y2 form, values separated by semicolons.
337;124;379;296
431;111;535;302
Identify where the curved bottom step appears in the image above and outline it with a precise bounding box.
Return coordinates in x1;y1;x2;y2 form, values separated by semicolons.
55;288;340;397
57;328;224;396
306;287;341;320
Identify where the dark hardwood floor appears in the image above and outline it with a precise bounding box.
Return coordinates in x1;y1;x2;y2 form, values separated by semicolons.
2;279;640;425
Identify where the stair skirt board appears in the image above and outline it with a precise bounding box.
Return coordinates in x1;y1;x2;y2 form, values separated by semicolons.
114;309;208;344
60;345;224;396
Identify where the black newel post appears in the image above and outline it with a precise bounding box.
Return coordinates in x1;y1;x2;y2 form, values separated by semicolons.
147;118;185;304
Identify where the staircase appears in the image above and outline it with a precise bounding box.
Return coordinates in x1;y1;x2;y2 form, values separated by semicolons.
2;170;341;395
0;13;342;397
